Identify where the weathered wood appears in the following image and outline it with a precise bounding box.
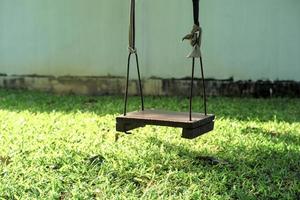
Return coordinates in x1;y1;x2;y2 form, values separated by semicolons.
182;121;214;139
117;110;214;129
116;109;215;139
116;121;145;132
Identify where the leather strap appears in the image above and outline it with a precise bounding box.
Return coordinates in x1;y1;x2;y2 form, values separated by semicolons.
193;0;200;26
129;0;136;53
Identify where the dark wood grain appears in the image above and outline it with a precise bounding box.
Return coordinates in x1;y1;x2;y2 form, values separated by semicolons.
182;121;214;139
117;109;214;129
116;109;215;139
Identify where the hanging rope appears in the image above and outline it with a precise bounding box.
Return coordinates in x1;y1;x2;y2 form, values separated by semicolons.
124;0;208;118
124;0;145;116
128;0;136;53
183;0;208;119
182;0;202;57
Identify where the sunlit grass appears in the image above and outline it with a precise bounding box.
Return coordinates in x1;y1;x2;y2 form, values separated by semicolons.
0;89;299;199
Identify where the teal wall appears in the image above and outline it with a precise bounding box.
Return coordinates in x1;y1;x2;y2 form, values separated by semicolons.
0;0;300;80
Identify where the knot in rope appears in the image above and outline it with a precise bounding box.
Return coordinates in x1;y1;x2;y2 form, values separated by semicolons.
128;47;137;54
182;24;202;47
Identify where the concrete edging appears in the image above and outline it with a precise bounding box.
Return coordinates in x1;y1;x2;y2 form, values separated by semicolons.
0;75;299;97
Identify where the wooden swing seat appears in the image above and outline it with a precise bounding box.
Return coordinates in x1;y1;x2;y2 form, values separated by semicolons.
116;109;215;139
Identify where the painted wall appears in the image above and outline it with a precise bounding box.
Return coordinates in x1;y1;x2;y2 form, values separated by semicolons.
0;0;299;80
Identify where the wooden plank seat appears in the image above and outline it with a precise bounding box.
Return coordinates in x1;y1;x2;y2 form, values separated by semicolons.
116;109;215;139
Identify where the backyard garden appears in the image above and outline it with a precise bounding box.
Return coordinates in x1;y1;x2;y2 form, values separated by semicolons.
0;89;299;199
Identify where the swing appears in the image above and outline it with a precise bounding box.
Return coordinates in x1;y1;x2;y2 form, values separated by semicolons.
116;0;215;139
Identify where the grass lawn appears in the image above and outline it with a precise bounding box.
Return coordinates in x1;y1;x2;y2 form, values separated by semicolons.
0;89;299;199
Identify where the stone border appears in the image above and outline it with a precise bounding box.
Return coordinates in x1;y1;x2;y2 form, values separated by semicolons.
0;74;299;97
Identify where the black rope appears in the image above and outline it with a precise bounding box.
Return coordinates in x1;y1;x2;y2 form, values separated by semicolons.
124;53;132;116
124;0;145;116
189;0;208;118
125;0;207;118
189;58;196;121
189;56;208;118
123;52;144;116
200;56;207;115
135;53;145;111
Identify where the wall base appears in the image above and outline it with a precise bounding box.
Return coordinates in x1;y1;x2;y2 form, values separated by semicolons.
0;75;299;97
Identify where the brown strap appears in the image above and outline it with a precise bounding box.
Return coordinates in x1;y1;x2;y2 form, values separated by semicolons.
129;0;136;53
193;0;200;26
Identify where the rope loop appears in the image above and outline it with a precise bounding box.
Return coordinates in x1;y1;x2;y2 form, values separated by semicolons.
128;46;137;54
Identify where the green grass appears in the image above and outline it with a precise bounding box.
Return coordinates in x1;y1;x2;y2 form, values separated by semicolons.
0;89;299;199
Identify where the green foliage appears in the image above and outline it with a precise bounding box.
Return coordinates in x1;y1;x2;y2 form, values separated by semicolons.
0;89;299;199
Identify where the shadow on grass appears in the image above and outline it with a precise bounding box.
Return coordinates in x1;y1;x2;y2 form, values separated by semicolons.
145;136;234;169
6;132;298;199
0;89;299;123
142;136;300;199
241;126;300;146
